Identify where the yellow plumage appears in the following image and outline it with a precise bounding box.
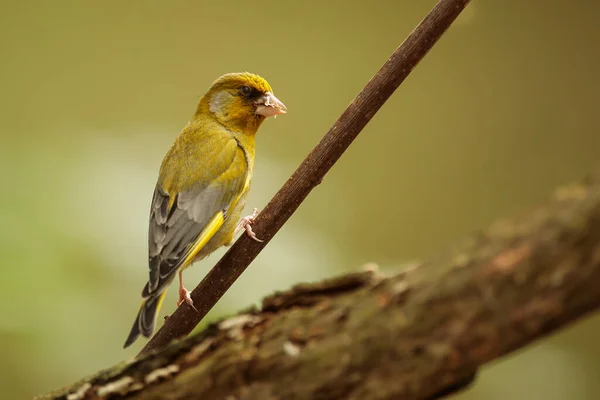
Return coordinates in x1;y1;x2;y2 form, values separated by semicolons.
124;72;286;348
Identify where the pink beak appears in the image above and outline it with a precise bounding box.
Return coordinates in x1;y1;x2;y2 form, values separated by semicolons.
255;92;287;117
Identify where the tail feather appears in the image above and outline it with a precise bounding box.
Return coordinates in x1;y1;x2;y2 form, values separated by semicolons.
123;290;167;348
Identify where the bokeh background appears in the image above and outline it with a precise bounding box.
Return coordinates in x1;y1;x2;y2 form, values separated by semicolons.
2;0;600;398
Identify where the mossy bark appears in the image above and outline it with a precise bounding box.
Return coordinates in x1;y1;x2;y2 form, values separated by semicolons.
39;172;600;400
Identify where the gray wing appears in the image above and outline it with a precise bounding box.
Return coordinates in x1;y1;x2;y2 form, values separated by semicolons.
142;145;248;297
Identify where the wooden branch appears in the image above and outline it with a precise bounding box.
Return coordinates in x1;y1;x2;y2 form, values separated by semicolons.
44;171;600;400
139;0;473;356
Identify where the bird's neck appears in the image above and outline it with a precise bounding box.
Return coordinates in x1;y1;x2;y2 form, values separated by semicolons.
190;105;257;159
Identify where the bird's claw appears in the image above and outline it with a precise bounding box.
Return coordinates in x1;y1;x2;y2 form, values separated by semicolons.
236;208;263;242
177;287;198;312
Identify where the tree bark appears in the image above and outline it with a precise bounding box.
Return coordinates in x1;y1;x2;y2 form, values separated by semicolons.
41;171;600;400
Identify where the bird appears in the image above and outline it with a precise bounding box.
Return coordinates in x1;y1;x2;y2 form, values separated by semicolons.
123;72;286;348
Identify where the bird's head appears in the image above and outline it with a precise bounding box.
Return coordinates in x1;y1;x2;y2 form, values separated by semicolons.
197;72;286;135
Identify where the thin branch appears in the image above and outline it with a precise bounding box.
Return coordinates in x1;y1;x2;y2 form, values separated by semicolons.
48;171;600;400
139;0;472;356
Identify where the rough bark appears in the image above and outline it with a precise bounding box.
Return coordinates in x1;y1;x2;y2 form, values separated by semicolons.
41;172;600;400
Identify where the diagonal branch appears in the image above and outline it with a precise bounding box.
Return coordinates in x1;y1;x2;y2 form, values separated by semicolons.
139;0;473;356
46;171;600;400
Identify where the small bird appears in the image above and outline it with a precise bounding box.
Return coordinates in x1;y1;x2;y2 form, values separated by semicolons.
124;72;286;348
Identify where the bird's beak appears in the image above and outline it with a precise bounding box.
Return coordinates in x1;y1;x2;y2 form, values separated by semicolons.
255;92;287;117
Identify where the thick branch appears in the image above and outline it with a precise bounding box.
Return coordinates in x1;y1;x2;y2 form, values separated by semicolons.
47;172;600;400
139;0;472;356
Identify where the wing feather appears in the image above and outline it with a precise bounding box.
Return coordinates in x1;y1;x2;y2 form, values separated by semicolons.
143;137;249;297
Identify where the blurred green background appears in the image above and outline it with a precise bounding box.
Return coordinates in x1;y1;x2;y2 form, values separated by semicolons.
1;0;600;398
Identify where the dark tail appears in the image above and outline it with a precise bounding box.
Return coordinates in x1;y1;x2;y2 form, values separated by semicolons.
123;290;167;348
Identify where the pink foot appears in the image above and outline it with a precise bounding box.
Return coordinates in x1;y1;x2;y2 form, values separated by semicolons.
177;286;198;312
235;208;263;242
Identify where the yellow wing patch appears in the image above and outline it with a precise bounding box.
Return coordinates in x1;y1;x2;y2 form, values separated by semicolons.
167;195;177;213
179;211;225;269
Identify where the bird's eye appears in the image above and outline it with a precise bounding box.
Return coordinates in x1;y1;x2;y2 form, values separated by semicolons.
239;85;253;97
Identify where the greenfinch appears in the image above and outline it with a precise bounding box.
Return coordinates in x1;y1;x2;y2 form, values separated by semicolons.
124;72;286;348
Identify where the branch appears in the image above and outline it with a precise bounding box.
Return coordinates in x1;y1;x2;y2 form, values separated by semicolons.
139;0;473;356
45;171;600;400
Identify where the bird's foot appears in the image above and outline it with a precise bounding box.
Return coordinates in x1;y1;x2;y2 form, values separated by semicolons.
235;208;263;242
177;286;198;312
